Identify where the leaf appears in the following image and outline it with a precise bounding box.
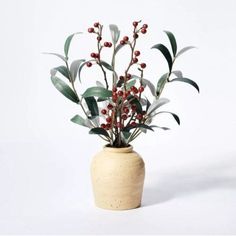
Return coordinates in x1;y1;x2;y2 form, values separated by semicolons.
64;32;81;57
96;81;105;88
156;73;169;97
170;77;200;93
70;59;85;81
126;79;136;90
114;43;127;54
150;125;170;130
145;97;151;112
71;114;92;128
109;24;120;44
142;78;156;96
121;131;131;140
176;46;196;58
147;98;170;115
83;87;112;98
89;127;110;138
172;70;183;78
43;52;67;62
151;44;173;72
84;96;99;117
51;66;70;80
100;61;114;71
123;123;154;132
51;76;79;103
164;30;177;56
78;61;88;82
127;95;142;114
155;111;180;125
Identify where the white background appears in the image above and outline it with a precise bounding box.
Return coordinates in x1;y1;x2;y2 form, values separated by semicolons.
0;0;236;234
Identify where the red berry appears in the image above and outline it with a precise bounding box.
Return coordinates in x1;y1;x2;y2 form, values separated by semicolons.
134;50;140;56
94;22;99;27
123;107;129;114
121;114;128;120
136;113;143;120
125;91;130;97
104;42;110;47
120;40;125;45
131;121;136;126
133;33;139;39
88;27;94;33
101;123;106;129
101;109;107;115
107;104;113;110
132;57;138;63
143;24;148;29
112;92;118;102
90;52;96;58
108;42;112;47
141;28;147;34
130;86;136;91
140;63;146;69
112;87;117;92
86;62;92;67
133;88;139;94
106;117;112;123
131;104;137;111
118;90;123;96
97;36;102;41
95;53;100;59
123;36;129;41
133;21;138;27
139;86;144;93
119;75;124;80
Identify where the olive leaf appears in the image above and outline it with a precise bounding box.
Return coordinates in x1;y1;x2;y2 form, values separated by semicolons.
170;77;200;93
83;87;112;98
89;127;110;138
155;111;180;125
51;76;79;103
43;52;67;62
164;30;177;56
176;46;196;58
156;73;169;97
84;96;99;117
64;32;82;57
147;98;170;115
71;114;93;128
109;24;120;44
151;44;173;72
100;60;114;71
51;66;70;80
70;59;85;81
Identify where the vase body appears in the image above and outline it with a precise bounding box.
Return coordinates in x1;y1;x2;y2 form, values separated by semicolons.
91;145;145;210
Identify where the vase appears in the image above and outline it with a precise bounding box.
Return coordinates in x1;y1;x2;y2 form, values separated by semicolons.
91;145;145;210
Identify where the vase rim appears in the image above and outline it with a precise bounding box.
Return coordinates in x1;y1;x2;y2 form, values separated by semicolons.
103;145;133;153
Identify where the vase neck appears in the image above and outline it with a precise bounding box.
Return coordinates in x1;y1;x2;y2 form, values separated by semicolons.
103;145;133;153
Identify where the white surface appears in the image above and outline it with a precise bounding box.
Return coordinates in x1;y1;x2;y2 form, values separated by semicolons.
0;0;236;234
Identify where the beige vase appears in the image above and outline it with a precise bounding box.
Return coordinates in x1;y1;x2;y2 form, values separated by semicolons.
91;145;145;210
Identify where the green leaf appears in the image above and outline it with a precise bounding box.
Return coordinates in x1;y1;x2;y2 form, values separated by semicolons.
114;43;127;54
96;81;105;88
151;44;173;72
109;24;120;44
84;97;99;117
78;61;88;82
71;114;92;128
147;98;170;115
43;52;67;62
176;46;196;58
123;123;154;132
150;125;170;130
172;70;183;78
70;59;85;81
64;32;81;57
51;66;70;80
164;31;177;56
170;77;200;93
51;76;79;103
121;131;131;140
142;78;156;96
83;87;112;98
155;111;180;125
145;97;151;112
126;79;136;90
156;73;169;97
100;61;114;71
127;95;142;114
89;127;110;138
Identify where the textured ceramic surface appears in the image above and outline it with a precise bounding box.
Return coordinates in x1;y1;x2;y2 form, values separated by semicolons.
91;145;145;210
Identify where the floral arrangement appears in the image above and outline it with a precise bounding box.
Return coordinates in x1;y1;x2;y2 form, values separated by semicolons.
46;21;199;147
